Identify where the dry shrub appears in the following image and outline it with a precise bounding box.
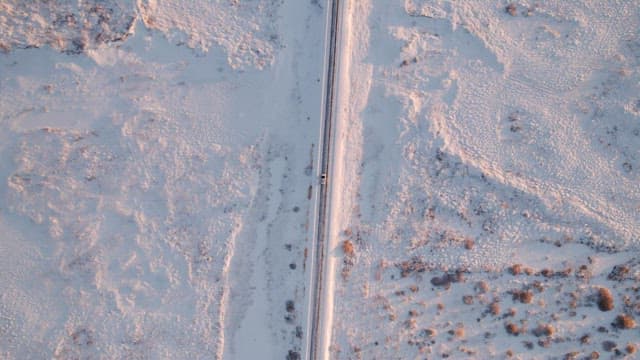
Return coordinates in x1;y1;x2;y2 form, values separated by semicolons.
538;338;551;348
489;301;501;316
614;314;636;329
475;280;489;294
399;257;429;278
505;323;522;336
608;265;630;281
580;334;591;344
462;295;474;305
626;343;636;354
509;264;522;275
405;318;417;330
564;352;579;360
597;287;614;311
532;324;555;337
602;340;617;352
520;291;533;304
286;300;295;313
576;265;592;280
505;3;517;16
512;290;533;304
464;238;474;250
342;240;354;256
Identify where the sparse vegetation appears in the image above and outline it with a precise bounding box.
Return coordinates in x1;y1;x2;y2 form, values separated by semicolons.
399;257;429;278
608;265;630;281
505;3;517;16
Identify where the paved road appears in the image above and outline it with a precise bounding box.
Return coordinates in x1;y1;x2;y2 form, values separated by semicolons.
303;0;341;359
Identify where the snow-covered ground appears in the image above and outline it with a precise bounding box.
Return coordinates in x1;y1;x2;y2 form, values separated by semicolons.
1;1;326;359
329;1;640;359
2;1;640;359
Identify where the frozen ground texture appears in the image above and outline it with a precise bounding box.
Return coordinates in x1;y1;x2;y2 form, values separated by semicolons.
1;1;324;359
330;0;640;359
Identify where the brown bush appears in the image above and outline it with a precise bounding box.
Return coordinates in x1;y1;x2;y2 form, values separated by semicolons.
505;3;517;16
512;290;533;304
614;314;636;329
597;287;614;311
464;238;474;250
532;324;555;337
624;343;637;354
520;291;533;304
509;264;522;275
626;343;637;354
342;240;354;256
489;301;501;316
475;280;489;294
462;295;474;305
505;323;521;336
